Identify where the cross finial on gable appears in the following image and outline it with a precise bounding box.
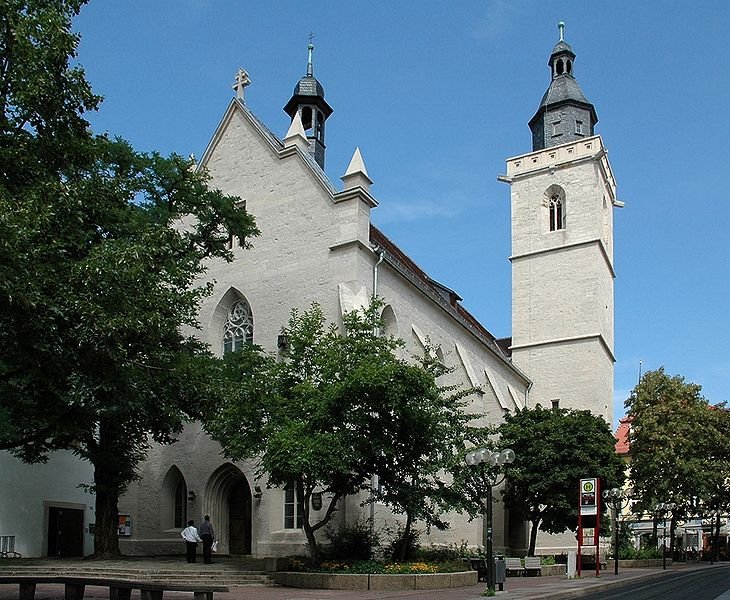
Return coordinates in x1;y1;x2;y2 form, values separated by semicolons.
232;67;251;101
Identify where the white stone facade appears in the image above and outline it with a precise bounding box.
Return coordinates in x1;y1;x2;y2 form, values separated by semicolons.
116;98;531;558
0;451;95;557
503;136;619;422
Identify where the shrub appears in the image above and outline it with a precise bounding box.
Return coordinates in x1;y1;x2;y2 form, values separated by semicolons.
618;546;663;560
385;523;421;561
322;518;380;561
417;540;475;562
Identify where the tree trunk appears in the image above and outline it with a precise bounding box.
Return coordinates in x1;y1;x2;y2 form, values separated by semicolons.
528;517;540;557
92;465;122;558
398;512;413;562
302;517;320;565
89;418;130;559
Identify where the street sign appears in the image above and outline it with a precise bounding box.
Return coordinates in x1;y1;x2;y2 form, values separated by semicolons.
580;478;597;515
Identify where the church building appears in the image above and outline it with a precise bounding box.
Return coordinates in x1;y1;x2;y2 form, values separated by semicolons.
0;25;621;559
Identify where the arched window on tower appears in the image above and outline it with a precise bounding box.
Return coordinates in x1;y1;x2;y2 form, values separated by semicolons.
549;193;565;231
301;106;313;132
223;299;254;354
316;111;324;141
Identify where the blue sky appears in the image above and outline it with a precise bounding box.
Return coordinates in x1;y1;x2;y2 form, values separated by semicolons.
73;1;729;425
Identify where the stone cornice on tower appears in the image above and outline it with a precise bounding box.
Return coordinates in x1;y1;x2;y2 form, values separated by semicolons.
502;136;616;194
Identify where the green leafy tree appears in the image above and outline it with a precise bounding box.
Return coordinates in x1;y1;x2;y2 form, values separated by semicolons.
206;303;396;563
368;349;491;561
0;1;258;557
625;368;730;558
498;406;625;556
206;303;488;564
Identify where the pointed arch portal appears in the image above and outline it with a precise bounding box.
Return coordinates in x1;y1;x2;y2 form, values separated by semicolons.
204;464;252;555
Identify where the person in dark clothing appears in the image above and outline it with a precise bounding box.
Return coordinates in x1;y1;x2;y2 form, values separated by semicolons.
181;519;202;563
199;515;216;564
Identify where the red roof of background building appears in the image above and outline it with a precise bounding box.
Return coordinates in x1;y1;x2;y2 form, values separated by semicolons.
615;416;632;454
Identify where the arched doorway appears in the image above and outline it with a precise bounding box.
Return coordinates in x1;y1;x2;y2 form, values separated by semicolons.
204;464;252;555
228;479;252;554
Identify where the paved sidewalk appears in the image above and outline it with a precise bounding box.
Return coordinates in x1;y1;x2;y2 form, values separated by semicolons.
213;564;706;600
0;558;713;600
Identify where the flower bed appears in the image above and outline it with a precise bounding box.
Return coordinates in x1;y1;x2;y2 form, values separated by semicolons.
289;558;466;574
275;559;477;589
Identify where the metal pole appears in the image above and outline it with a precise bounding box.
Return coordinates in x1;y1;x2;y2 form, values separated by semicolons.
486;483;494;591
613;506;619;575
662;521;667;570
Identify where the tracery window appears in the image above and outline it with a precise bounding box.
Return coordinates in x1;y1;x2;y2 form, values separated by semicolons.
549;193;565;231
223;299;253;354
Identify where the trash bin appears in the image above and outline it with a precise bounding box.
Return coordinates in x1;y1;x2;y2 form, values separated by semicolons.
494;556;506;590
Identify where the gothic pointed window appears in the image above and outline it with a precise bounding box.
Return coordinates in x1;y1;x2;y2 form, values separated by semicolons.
174;479;187;528
549;193;565;231
223;299;253;354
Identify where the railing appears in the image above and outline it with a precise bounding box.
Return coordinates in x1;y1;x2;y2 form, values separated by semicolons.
0;536;21;558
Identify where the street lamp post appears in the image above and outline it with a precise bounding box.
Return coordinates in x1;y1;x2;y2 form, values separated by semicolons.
466;448;516;592
602;487;630;575
707;508;721;565
655;502;677;570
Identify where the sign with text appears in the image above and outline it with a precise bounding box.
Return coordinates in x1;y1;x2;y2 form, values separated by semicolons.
582;527;595;546
117;514;132;536
580;478;597;515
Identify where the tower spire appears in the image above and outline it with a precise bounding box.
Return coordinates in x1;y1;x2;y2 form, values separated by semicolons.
528;23;598;150
283;36;333;169
306;33;314;77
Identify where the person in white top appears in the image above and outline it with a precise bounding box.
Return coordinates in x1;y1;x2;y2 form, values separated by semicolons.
181;519;202;563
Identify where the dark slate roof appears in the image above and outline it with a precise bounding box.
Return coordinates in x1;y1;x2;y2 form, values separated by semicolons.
537;74;592;109
292;75;325;98
551;40;575;56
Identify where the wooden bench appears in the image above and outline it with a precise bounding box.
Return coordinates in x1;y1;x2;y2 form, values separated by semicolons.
504;557;524;576
523;556;542;576
0;575;229;600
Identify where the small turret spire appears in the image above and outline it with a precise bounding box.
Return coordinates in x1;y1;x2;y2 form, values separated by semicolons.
306;33;315;77
283;34;333;169
558;21;565;42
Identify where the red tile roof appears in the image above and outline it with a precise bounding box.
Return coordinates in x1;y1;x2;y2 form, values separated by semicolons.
615;416;632;454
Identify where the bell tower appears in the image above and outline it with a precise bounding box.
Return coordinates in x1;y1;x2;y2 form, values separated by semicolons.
283;41;333;169
500;23;623;422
